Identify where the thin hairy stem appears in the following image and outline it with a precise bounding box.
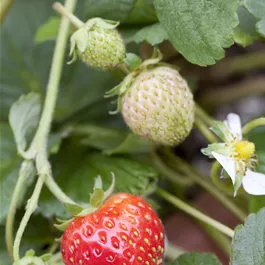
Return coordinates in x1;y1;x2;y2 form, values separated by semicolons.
53;2;84;28
161;148;246;221
12;0;78;260
195;118;218;143
157;188;235;238
242;117;265;136
5;161;35;259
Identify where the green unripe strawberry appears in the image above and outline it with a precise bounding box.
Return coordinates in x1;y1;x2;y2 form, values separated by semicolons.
121;66;195;146
69;18;125;71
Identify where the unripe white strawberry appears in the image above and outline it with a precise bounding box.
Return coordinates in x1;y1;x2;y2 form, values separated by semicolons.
121;66;195;146
69;18;125;71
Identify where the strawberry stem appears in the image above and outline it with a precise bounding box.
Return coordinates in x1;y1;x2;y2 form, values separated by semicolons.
13;173;46;261
11;0;78;261
157;188;235;238
195;103;213;126
5;161;35;259
53;2;84;28
199;220;232;256
45;174;77;205
160;148;247;221
194;117;218;143
242;117;265;136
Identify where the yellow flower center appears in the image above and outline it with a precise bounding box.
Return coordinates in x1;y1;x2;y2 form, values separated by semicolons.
235;141;255;160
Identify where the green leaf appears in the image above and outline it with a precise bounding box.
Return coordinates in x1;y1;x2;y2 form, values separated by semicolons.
126;23;168;45
256;18;265;37
39;145;158;218
231;208;265;265
243;0;265;38
124;53;142;71
54;219;73;231
71;124;127;151
243;0;265;19
167;252;221;265
0;0;119;123
9;93;41;154
64;203;84;216
0;123;62;224
71;124;152;154
0;123;21;224
90;188;105;208
154;0;239;66
234;6;261;47
0;158;36;225
84;0;157;24
34;17;61;44
104;133;153;155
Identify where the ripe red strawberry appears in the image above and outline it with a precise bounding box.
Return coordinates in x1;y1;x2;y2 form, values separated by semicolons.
61;193;165;265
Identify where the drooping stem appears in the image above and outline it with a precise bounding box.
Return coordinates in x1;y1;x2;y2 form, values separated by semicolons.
5;161;35;259
31;0;77;152
195;104;213;126
45;174;76;204
151;150;193;187
53;2;84;28
161;148;246;221
194;118;218;143
242;117;265;136
199;221;231;256
157;188;235;238
12;0;78;260
13;174;46;261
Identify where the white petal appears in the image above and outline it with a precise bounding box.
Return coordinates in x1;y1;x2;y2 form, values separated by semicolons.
225;113;242;140
212;152;236;184
242;169;265;195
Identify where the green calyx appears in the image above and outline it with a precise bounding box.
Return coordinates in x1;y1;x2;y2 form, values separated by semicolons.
69;18;125;70
69;18;120;57
13;249;52;265
105;50;163;114
54;173;115;232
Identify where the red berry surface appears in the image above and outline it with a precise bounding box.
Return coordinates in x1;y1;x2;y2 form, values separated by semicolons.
61;193;165;265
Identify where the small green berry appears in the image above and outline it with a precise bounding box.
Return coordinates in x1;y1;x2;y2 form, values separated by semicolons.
70;18;125;71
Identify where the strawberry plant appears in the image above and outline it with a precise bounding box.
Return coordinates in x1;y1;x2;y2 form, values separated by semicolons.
0;0;265;265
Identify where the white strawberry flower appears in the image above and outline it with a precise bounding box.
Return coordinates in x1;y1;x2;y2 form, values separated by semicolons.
202;113;265;196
